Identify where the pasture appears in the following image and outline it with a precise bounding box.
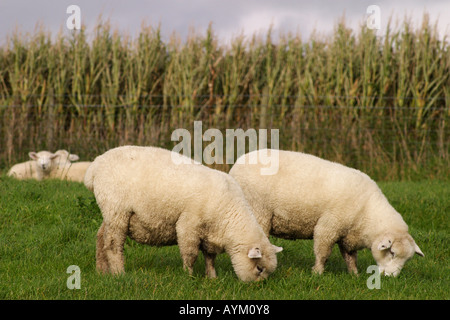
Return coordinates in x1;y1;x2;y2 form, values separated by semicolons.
0;176;448;300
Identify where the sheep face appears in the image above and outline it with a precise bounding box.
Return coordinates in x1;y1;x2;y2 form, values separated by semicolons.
29;151;59;172
372;233;424;277
231;244;283;282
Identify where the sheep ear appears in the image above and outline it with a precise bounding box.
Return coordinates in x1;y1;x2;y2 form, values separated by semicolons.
414;243;424;257
377;237;393;251
248;247;262;259
69;154;80;161
273;245;283;253
29;152;38;160
50;154;60;160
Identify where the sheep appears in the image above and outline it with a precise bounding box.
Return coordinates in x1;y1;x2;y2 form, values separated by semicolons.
7;149;80;180
7;160;38;180
229;149;424;277
84;145;283;282
8;150;71;180
54;149;80;165
33;149;88;182
57;161;92;183
28;150;61;181
13;149;79;180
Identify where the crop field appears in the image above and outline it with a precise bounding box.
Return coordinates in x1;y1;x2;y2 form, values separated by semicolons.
0;176;448;300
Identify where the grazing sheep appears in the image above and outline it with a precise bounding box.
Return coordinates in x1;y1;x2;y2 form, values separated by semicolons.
84;145;282;282
229;149;424;276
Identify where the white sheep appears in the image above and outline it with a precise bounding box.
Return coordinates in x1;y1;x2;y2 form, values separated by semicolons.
7;160;38;179
54;149;80;165
12;149;80;180
64;161;92;182
28;151;61;181
84;145;283;282
229;149;424;276
33;149;88;182
53;161;92;183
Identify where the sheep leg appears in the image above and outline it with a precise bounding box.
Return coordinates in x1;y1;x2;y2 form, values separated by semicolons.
96;222;110;273
102;213;130;274
202;250;217;278
312;241;334;274
178;241;200;276
312;220;340;274
338;242;358;275
176;216;200;276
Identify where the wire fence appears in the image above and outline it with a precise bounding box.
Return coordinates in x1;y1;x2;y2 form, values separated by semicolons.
1;93;449;100
2;104;448;111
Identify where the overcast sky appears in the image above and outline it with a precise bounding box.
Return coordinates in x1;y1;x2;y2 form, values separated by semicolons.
0;0;448;44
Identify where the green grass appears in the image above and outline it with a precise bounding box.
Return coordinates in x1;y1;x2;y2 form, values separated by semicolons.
0;176;448;300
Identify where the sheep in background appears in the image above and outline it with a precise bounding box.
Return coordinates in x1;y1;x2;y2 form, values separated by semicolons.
229;149;424;276
7;160;37;179
28;150;66;180
54;149;80;166
85;145;282;282
7;149;80;180
51;150;90;182
58;161;92;183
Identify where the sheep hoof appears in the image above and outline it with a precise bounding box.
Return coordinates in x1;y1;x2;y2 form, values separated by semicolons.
206;272;217;279
312;265;324;275
349;269;359;276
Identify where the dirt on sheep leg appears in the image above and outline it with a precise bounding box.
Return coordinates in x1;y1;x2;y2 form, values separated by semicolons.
180;250;198;276
102;214;129;274
202;250;217;278
338;243;359;275
96;222;110;273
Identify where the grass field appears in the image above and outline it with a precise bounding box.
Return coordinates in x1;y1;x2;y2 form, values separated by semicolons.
0;176;448;300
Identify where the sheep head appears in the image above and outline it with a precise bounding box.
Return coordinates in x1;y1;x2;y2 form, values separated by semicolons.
372;232;424;277
230;243;283;282
29;151;60;173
